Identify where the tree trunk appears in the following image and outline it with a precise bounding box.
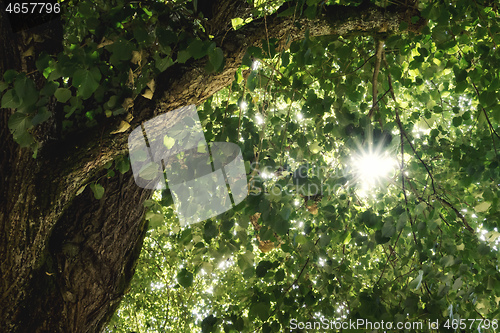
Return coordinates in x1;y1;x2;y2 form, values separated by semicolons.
0;0;421;331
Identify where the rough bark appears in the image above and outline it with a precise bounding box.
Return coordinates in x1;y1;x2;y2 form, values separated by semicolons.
0;0;422;332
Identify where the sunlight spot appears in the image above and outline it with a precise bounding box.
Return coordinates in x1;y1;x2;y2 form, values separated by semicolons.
352;150;396;189
240;101;247;110
297;113;303;120
255;114;264;125
261;171;271;179
252;60;261;70
150;282;165;290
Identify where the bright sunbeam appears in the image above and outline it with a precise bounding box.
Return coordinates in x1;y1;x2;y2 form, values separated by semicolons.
352;149;396;193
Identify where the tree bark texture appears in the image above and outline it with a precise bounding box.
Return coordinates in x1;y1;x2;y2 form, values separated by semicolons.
0;0;422;331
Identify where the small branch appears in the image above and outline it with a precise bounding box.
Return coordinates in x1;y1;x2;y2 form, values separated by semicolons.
471;82;500;155
369;39;385;118
385;54;437;196
283;238;320;295
367;89;391;116
396;109;419;247
429;80;444;109
375;229;403;286
334;54;376;78
283;258;310;295
438;197;474;233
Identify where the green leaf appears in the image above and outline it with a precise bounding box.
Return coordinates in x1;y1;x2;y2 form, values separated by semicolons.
31;107;51;126
249;301;270;321
1;89;22;108
280;203;292;220
452;116;462;127
0;81;8;92
397;212;408;231
415;202;426;216
231;17;244;30
106;95;118;109
116;158;130;174
156;28;177;48
247;71;258;92
3;69;17;83
304;5;317;19
8;111;32;133
319;234;331;247
275;269;285;282
14;76;38;107
36;52;51;72
54;88;72;103
154;54;174;72
187;39;206;59
277;7;296;17
452;277;463;290
409;270;423;290
13;130;35;147
204;221;218;241
40;81;59;96
8;111;34;147
148;213;164;228
138;162;161;180
201;315;217;332
177;50;191;64
163;136;176;149
382;219;396;238
238;252;254;271
177;268;194;288
208;47;224;72
274;218;289;235
267;185;282;202
110;38;134;62
440;255;455;267
89;183;105;200
256;260;272;277
72;69;100;99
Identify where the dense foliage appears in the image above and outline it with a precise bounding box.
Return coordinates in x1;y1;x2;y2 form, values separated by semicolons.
1;0;499;332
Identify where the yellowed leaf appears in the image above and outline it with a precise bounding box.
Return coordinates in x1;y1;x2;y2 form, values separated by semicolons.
127;68;135;87
131;50;142;65
125;113;134;123
142;89;153;99
147;79;155;92
23;46;34;58
475;201;491;212
110;121;131;134
122;98;134;111
98;37;114;48
33;34;44;43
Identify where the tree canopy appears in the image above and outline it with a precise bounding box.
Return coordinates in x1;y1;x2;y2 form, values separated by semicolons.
0;0;499;332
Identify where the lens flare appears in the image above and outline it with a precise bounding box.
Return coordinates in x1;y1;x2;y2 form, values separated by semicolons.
352;148;396;193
